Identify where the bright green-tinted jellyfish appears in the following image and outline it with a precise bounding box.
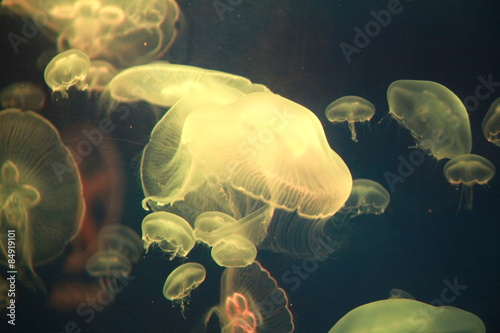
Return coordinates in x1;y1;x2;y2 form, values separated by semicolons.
482;97;500;147
2;0;181;69
443;154;496;211
141;90;352;258
325;96;375;142
0;82;46;112
329;298;485;332
163;262;206;312
204;261;294;333
387;80;472;160
44;49;91;99
86;225;141;292
0;109;84;292
142;211;196;259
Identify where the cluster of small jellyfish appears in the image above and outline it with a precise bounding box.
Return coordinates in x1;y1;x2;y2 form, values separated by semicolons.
0;0;497;332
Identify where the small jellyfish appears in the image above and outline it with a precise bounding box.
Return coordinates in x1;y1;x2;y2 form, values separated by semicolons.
388;288;415;300
0;109;84;292
0;81;46;112
387;80;472;160
142;211;196;259
44;49;90;99
163;262;206;312
482;97;500;147
325;96;375;142
211;236;257;268
203;261;294;333
97;225;143;263
76;60;119;94
443;154;496;212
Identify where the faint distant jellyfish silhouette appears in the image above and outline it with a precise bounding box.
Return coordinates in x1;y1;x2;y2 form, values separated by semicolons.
142;211;196;259
203;261;294;333
0;109;84;292
443;154;496;212
97;225;142;263
163;262;206;312
387;80;472;160
141;91;352;258
0;82;46;112
482;97;500;147
388;288;415;300
76;60;119;94
44;49;91;99
325;96;375;142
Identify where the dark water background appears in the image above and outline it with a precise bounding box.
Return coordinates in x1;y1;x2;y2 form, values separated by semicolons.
1;0;499;332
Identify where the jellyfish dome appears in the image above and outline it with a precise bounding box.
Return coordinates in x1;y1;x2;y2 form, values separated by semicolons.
339;179;390;218
0;109;84;291
482;97;500;147
141;91;352;257
97;225;142;263
0;81;46;112
325;95;375;142
387;80;472;160
163;262;206;309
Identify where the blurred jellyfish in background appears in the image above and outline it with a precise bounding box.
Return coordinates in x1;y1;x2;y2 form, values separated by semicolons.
0;109;84;292
141;211;195;260
387;80;472;160
203;261;294;333
325;96;375;142
482;97;500;147
163;262;206;313
85;225;141;292
1;0;181;69
328;290;485;333
387;288;415;300
44;48;90;99
0;81;46;112
76;60;119;94
443;154;496;212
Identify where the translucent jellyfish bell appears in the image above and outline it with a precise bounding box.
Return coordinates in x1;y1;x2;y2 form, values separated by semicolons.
482;97;500;147
76;60;119;94
325;96;375;142
97;225;143;263
141;211;196;259
387;80;472;160
443;154;496;211
0;81;46;112
44;49;91;99
163;262;206;312
0;109;84;292
203;261;294;333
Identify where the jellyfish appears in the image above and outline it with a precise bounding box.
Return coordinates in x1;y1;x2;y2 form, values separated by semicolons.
44;49;91;99
443;154;496;212
97;225;142;263
142;211;196;259
387;80;472;160
328;298;485;332
388;288;415;300
141;91;352;258
0;81;46;112
325;96;375;142
0;109;84;292
75;60;119;94
163;262;206;313
482;97;500;147
203;261;294;333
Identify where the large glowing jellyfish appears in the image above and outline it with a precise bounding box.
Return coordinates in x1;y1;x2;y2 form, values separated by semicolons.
387;80;472;160
141;91;352;258
325;96;375;142
85;225;142;292
443;154;496;211
141;211;195;259
163;262;206;312
0;109;84;292
2;0;181;68
0;81;46;112
44;49;91;99
482;97;500;147
203;261;294;333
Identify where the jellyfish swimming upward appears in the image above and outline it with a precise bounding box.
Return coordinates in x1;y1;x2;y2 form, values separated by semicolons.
482;97;500;147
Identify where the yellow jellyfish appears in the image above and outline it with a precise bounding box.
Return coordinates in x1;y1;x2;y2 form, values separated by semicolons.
0;81;46;112
482;97;500;147
163;262;206;312
76;60;119;94
203;261;294;333
97;225;143;263
0;109;84;292
141;211;196;259
141;91;352;258
387;80;472;160
443;154;496;212
44;49;91;99
325;96;375;142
